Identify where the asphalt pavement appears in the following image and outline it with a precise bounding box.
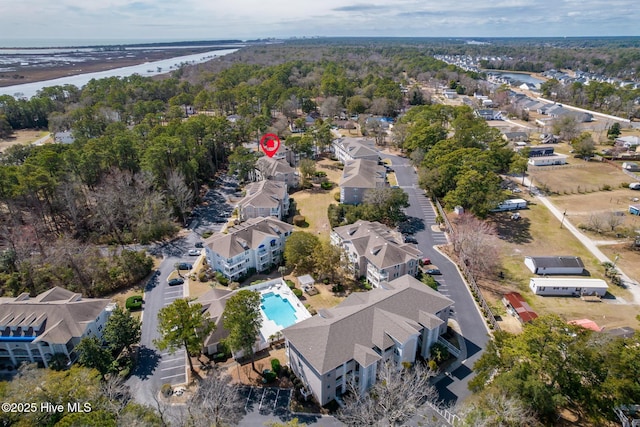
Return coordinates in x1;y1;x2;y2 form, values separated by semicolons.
385;152;490;405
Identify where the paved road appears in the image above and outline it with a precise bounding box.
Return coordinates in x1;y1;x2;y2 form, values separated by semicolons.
384;152;490;405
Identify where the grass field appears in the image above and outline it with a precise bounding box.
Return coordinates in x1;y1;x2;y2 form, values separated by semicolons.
0;130;50;152
529;160;631;195
479;202;639;331
289;157;342;238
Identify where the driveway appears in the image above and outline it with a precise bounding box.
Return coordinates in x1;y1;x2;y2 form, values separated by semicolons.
386;152;490;405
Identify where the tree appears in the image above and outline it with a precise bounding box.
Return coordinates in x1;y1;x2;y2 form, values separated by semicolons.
0;113;12;139
298;158;316;186
222;290;262;373
572;132;596;160
336;361;437;426
166;169;195;225
155;298;215;373
320;96;342;118
228;145;257;182
450;213;500;276
284;231;320;274
186;367;244;427
102;305;141;353
75;336;115;377
313;240;347;282
607;122;621;140
456;390;540;427
362;187;409;225
509;155;529;185
470;315;610;423
552;114;579;141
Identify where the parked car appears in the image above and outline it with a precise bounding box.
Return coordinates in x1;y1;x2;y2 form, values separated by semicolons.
168;278;184;286
177;263;192;270
188;249;201;256
630;182;640;190
425;268;441;275
404;235;418;244
420;258;431;266
194;242;203;248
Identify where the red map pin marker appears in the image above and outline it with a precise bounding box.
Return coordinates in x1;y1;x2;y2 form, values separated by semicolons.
260;133;281;158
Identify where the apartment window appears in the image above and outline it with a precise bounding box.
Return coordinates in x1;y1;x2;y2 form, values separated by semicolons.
336;375;343;381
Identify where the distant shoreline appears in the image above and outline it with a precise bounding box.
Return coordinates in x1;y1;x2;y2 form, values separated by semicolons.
0;39;248;50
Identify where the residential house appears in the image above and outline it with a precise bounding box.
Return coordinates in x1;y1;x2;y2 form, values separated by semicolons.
475;109;502;120
615;136;640;149
0;287;115;369
204;217;293;281
503;131;529;143
529;277;608;297
255;156;299;189
237;180;289;221
283;275;453;406
528;154;568;166
332;138;380;164
527;146;555;157
524;256;585;275
331;220;422;287
339;159;387;205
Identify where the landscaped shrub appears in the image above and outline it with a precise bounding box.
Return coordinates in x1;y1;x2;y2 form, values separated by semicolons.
271;358;282;374
293;215;306;226
293;288;303;298
314;171;327;178
161;383;172;397
320;181;333;190
333;191;341;202
125;295;143;311
286;280;295;288
263;370;277;383
215;272;229;286
332;284;344;293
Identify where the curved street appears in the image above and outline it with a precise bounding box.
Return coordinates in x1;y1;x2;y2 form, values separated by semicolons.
385;151;490;405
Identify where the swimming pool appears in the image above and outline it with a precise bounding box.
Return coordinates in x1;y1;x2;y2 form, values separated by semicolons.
261;292;298;328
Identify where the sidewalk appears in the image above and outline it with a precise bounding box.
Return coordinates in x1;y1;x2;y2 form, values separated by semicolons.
523;176;640;304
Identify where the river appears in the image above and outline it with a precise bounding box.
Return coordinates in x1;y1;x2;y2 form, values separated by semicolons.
0;48;238;98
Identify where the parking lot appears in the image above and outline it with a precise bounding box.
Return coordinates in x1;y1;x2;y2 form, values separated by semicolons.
239;386;292;416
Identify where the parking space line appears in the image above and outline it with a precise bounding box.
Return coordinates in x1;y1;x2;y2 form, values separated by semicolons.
162;357;185;364
161;365;184;371
160;373;185;380
245;387;254;410
258;388;266;411
274;388;280;409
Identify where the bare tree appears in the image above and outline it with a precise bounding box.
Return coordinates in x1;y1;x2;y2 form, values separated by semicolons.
450;213;500;276
320;96;342;118
337;361;438;426
587;213;604;233
186;368;244;427
456;390;540;427
166;169;194;225
605;212;624;232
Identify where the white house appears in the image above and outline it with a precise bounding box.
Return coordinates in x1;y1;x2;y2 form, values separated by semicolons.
332;138;380;164
204;217;293;281
339;159;387;205
331;220;421;287
236;180;289;221
529;277;608;297
528;153;568;166
283;275;453;406
524;256;585;275
616;136;640;149
0;287;115;369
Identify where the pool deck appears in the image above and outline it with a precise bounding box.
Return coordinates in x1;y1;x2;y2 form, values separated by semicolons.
243;278;312;349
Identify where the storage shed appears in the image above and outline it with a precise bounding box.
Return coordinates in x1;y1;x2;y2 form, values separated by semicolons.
529;277;608;297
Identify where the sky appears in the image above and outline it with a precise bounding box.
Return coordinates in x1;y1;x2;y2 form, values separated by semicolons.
0;0;638;45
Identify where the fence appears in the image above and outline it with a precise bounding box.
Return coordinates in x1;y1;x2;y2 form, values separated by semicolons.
433;199;501;332
425;401;461;426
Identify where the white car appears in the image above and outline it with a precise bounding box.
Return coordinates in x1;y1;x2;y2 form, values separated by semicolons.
188;249;201;256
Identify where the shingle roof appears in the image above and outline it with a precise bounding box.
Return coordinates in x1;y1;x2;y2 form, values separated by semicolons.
333;138;379;160
237;180;287;210
333;220;422;270
256;156;295;177
283;276;452;374
0;287;111;345
527;256;584;269
339;159;386;189
197;288;234;347
204;217;293;259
